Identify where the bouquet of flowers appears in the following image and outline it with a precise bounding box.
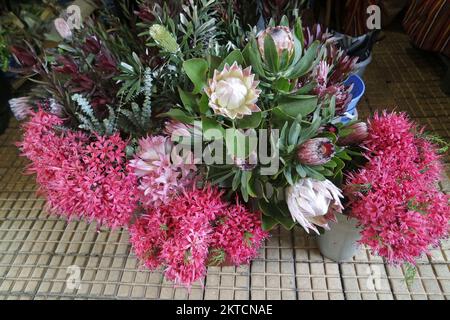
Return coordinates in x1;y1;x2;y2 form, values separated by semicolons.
10;0;449;287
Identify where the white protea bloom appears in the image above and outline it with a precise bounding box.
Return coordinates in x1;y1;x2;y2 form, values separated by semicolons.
205;62;261;119
286;178;344;234
257;26;294;57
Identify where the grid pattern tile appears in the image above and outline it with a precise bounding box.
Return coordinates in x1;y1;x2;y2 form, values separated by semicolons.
0;26;449;300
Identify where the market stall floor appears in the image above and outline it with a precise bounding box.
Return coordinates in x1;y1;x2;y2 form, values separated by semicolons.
0;26;449;300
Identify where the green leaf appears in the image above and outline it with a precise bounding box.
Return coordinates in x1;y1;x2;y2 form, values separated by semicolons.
259;200;296;230
183;58;209;94
219;50;244;70
159;108;194;124
208;55;222;77
236;112;262;129
288;122;301;145
294;81;316;95
277;95;318;118
337;151;352;161
295;164;307;178
273;78;291;93
202;116;224;140
264;34;279;72
199;93;209;114
283;166;294;185
285;41;320;79
261;214;279;231
232;170;242;191
242;39;265;77
178;87;197;112
280;15;289;27
304;166;325;180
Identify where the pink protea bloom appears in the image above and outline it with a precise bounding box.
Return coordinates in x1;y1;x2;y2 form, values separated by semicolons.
337;122;369;146
257;26;294;57
129;135;197;208
205;62;261;120
297;138;335;165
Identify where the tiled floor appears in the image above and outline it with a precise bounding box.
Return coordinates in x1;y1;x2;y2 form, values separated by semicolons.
0;27;449;300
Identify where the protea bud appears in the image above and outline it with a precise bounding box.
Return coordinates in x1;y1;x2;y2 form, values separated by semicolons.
337;122;369;146
149;24;179;54
82;36;101;54
10;46;37;67
297;138;335;165
205;62;261;119
286;178;343;234
318;124;339;136
257;26;294;57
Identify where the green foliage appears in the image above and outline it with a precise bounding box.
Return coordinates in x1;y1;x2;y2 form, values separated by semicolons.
72;94;117;135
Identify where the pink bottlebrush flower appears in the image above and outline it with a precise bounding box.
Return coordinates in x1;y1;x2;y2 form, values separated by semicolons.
297;138;335;166
303;24;335;48
210;199;269;265
129;185;268;288
129;135;197;208
337;122;369;146
19;110;138;229
345;111;450;265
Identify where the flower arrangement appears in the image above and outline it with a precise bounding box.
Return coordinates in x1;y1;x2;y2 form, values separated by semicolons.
9;1;449;287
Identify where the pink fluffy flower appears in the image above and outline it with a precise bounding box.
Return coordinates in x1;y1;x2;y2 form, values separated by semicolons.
210;199;269;265
345;111;449;265
19;110;138;229
129;135;197;208
129;186;268;288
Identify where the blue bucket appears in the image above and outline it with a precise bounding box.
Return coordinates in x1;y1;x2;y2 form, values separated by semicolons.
338;108;358;124
344;74;365;113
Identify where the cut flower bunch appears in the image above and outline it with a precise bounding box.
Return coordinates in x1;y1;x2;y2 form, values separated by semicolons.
9;0;449;287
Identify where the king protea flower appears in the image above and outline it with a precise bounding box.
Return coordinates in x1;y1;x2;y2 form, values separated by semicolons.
337;122;369;146
205;62;261;119
257;26;294;57
286;178;344;234
297;138;335;165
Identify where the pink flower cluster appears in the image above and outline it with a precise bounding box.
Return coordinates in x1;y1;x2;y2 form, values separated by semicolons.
129;186;268;288
345;111;449;265
19;110;138;229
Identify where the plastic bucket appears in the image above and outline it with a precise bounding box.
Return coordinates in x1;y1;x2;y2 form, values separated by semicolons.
316;214;361;262
352;54;372;78
344;74;365;113
334;107;358;125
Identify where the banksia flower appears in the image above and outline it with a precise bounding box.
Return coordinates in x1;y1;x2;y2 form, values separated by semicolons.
205;62;261;119
286;178;344;234
297;138;335;165
337;122;369;146
149;24;179;53
257;26;294;57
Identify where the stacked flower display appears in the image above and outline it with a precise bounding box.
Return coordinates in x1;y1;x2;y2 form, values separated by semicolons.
10;1;449;287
